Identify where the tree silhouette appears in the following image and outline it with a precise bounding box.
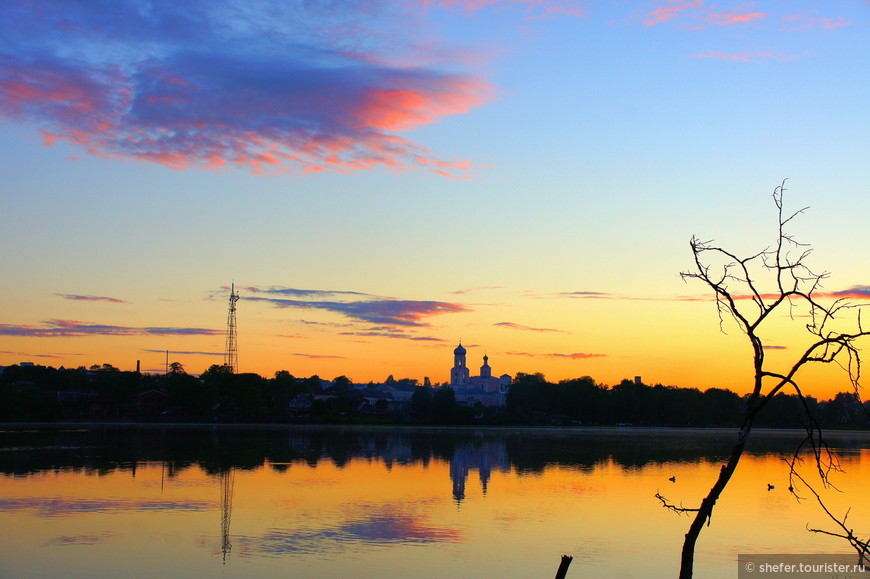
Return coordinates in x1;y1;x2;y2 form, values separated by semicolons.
659;181;870;578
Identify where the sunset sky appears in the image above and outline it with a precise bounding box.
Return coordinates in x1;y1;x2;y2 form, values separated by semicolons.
1;0;868;398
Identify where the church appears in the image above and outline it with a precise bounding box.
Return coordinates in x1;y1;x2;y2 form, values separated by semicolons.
448;342;511;407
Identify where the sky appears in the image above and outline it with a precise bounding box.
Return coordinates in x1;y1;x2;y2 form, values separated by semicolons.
1;0;868;398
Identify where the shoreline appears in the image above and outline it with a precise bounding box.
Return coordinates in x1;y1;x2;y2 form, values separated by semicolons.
3;421;870;439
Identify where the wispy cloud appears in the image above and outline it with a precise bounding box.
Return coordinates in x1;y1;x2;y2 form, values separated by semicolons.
643;1;767;28
450;285;504;295
289;353;346;360
56;293;130;304
643;0;703;26
244;286;469;327
248;297;469;326
424;0;587;19
340;330;446;341
243;287;369;300
494;322;564;333
0;350;80;359
507;351;605;359
561;285;870;304
298;320;356;329
828;285;870;300
720;286;870;302
0;320;221;337
141;349;224;357
763;345;787;350
559;291;615;299
783;11;851;31
705;8;765;26
0;1;494;177
689;52;796;62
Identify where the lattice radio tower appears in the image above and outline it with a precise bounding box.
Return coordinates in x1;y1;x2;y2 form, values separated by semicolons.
223;283;240;373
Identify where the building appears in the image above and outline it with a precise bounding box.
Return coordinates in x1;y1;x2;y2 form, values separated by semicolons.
448;342;511;407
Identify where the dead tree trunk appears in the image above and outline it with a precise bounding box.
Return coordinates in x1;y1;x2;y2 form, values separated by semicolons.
666;181;870;577
679;430;748;578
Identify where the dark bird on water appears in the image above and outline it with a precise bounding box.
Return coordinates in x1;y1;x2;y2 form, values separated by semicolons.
767;484;775;490
669;476;676;483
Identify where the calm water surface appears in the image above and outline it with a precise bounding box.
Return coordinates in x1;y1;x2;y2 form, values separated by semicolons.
1;425;868;578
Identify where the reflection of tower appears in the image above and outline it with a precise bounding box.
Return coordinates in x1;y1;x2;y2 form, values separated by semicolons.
224;283;240;373
219;468;235;563
448;440;511;503
450;456;468;502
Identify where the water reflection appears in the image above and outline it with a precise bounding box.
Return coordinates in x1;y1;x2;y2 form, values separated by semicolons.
0;496;212;516
450;438;510;501
1;426;868;579
3;426;854;480
220;467;234;562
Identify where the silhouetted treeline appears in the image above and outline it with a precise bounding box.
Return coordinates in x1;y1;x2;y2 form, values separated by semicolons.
507;373;870;429
0;363;868;429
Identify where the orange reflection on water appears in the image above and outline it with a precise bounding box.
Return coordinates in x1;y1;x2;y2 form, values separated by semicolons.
1;429;869;579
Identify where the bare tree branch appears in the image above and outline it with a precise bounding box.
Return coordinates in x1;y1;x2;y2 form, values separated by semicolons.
669;180;870;578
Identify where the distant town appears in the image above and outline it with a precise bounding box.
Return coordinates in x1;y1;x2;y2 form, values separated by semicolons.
1;341;868;429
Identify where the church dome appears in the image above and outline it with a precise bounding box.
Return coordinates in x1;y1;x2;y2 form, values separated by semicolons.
454;343;466;355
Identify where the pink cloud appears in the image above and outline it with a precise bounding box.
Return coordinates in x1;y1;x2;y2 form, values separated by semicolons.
644;1;767;28
545;352;606;359
726;287;870;302
678;285;870;303
644;0;703;26
507;351;605;359
357;81;492;132
0;3;496;178
783;11;851;30
0;56;121;138
422;0;587;19
706;10;766;25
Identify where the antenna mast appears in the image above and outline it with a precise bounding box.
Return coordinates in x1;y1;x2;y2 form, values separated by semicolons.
223;283;239;373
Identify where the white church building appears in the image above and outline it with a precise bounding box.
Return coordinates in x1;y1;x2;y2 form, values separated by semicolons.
449;342;511;407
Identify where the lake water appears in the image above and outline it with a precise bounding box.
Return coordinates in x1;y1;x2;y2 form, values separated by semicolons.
1;425;868;578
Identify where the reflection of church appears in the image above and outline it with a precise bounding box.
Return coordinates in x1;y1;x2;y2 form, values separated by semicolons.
449;438;511;502
449;342;511;407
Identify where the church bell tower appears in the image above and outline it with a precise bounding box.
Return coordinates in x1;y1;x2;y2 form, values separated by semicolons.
450;342;470;386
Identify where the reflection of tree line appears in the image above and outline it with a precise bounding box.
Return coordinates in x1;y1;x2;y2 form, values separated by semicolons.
2;426;867;479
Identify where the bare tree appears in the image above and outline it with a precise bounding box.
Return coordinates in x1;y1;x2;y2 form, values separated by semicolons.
658;180;870;578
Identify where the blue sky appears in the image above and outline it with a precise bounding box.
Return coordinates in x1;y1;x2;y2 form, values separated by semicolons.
1;0;868;394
